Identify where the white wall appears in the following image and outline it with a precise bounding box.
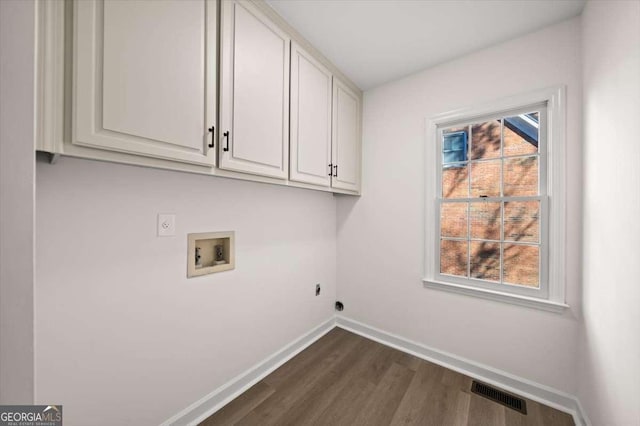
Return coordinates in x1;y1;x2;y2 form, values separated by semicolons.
35;158;337;425
579;1;640;425
0;0;36;404
337;18;583;394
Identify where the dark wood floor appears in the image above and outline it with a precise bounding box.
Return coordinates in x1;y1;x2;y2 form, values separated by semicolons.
200;328;574;426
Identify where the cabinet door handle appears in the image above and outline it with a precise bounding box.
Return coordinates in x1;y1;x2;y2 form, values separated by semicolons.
333;165;338;177
223;131;230;152
207;126;215;148
328;163;333;176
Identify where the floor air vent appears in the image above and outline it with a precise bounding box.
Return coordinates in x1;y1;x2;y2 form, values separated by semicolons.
471;381;527;414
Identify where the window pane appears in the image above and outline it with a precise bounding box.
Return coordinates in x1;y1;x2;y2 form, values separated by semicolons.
470;202;501;240
503;112;539;157
470;241;500;281
441;202;468;238
504;201;539;243
443;127;468;166
503;156;538;196
471;120;501;160
443;132;467;164
471;160;500;198
503;243;539;287
440;239;468;277
442;163;469;199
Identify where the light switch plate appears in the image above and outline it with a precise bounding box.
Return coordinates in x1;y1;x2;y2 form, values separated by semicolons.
157;214;175;237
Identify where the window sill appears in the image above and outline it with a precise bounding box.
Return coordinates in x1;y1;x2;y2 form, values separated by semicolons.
422;279;569;313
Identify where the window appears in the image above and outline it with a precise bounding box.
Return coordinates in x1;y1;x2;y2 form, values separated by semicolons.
424;87;567;312
443;130;468;166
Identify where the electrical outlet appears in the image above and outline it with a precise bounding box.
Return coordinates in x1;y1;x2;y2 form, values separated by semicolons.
315;283;321;296
157;214;175;237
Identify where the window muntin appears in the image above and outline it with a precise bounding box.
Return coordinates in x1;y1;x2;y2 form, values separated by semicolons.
436;104;547;296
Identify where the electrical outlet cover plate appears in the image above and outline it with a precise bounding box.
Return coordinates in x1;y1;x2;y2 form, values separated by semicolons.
158;214;176;236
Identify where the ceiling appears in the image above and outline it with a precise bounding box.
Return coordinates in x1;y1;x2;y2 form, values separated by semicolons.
267;0;586;90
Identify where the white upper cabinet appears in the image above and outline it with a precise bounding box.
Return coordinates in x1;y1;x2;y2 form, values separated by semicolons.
289;43;333;187
219;0;290;179
73;0;217;166
38;0;362;194
331;78;361;192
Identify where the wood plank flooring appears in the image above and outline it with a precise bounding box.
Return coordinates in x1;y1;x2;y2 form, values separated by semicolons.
200;328;574;426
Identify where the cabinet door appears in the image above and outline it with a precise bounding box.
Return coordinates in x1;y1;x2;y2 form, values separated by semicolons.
289;43;332;187
331;78;361;192
73;0;217;166
219;0;290;179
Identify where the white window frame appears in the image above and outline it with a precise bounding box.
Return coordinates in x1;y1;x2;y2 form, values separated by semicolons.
423;86;568;313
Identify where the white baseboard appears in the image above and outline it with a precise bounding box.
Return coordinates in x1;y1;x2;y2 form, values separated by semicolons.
160;317;336;426
161;314;591;426
336;315;590;426
574;398;592;426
